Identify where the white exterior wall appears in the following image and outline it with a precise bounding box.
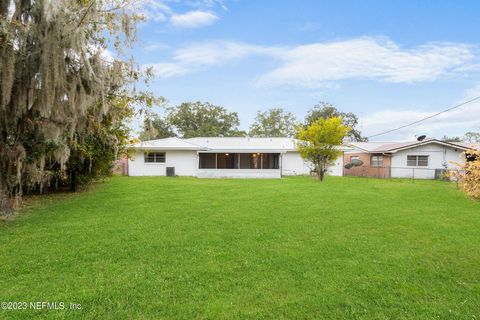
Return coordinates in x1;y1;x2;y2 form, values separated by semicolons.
281;151;344;177
129;150;344;178
281;152;311;176
198;169;280;178
391;144;465;179
327;156;344;176
128;150;198;176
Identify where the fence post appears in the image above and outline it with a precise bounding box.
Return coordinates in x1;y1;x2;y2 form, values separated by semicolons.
412;168;415;183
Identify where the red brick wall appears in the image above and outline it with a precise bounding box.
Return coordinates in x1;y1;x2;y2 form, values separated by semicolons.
113;156;128;175
343;153;392;178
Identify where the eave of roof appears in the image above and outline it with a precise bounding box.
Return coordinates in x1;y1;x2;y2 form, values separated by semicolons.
198;149;292;153
128;137;208;150
134;146;208;150
385;139;470;153
130;137;351;152
348;139;471;153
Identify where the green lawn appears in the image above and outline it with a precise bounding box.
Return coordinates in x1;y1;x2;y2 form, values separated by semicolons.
1;176;480;319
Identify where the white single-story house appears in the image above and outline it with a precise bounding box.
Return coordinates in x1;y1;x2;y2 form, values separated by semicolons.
344;139;477;179
127;137;345;178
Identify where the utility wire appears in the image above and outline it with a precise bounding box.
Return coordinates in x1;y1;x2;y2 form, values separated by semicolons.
367;95;480;139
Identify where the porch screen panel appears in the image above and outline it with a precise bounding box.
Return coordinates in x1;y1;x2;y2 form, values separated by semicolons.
251;153;261;169
240;153;252;169
199;153;216;168
217;153;236;169
261;153;280;169
240;153;261;169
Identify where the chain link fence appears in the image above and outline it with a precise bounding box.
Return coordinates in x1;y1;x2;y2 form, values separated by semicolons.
344;165;466;182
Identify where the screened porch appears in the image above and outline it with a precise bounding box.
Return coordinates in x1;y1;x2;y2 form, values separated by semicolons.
199;153;280;169
197;153;281;178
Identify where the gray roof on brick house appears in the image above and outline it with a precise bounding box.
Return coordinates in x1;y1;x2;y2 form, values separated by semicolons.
348;139;473;153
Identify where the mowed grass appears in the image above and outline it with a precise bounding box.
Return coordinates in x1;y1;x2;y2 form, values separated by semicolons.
1;176;480;319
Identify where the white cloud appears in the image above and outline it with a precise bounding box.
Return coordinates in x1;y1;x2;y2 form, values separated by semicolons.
144;62;190;78
172;41;278;64
143;43;170;52
137;1;222;27
146;38;479;88
145;41;280;78
171;10;218;28
361;84;480;140
257;38;475;87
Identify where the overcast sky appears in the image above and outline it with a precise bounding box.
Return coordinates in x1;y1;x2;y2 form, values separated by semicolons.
129;0;480;140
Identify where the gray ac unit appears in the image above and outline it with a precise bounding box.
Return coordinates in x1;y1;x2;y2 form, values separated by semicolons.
166;167;175;177
434;169;447;180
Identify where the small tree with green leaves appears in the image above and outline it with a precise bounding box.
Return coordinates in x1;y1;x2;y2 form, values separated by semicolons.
296;117;349;181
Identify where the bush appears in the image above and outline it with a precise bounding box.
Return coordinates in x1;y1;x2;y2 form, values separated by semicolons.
452;150;480;199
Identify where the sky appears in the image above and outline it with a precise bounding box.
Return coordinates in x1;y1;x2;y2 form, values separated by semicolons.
128;0;480;140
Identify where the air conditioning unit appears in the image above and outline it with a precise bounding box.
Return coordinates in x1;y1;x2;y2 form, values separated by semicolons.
434;169;448;180
166;167;175;177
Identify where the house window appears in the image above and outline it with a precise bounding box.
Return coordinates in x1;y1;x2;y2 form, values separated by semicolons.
144;152;166;163
407;155;429;167
371;155;383;167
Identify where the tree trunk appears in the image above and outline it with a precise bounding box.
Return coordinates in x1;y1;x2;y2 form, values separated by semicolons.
315;161;325;181
319;168;325;181
0;185;13;215
70;171;78;192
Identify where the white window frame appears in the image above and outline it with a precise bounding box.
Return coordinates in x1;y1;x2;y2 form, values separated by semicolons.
144;152;166;163
407;155;429;167
371;155;383;167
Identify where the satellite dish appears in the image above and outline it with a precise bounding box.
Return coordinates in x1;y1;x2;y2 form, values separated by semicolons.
351;159;364;166
416;135;427;141
344;162;354;169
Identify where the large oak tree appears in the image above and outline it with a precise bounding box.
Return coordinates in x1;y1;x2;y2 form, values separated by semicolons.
306;102;367;142
249;108;298;138
166;102;245;138
0;0;145;213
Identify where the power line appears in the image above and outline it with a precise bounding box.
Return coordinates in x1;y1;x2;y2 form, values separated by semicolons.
367;95;480;139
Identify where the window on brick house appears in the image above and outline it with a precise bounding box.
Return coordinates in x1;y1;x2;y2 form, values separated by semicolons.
371;155;383;167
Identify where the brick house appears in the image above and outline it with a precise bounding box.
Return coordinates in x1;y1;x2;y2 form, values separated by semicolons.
344;139;475;179
344;151;393;178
